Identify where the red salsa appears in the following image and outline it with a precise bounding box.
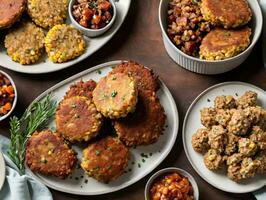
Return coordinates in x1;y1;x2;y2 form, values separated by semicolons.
72;0;113;29
0;73;15;116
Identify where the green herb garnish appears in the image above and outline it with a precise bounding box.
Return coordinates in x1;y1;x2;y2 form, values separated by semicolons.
112;76;117;80
8;94;56;174
111;90;118;98
88;1;97;9
95;150;101;156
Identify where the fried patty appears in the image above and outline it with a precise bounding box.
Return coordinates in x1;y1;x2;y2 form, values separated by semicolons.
56;96;102;143
45;24;86;63
4;22;45;64
25;130;77;178
201;0;252;29
199;27;251;60
114;90;166;146
110;61;159;94
64;79;97;100
93;72;138;119
0;0;26;29
27;0;67;29
81;136;129;183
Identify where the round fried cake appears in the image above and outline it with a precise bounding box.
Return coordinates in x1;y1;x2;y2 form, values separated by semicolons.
56;96;102;142
64;79;97;100
114;90;166;146
201;0;252;29
25;130;77;178
199;27;251;60
0;0;26;29
81;136;129;183
93;72;138;119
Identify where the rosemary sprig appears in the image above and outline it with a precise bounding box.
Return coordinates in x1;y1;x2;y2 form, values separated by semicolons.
8;94;57;174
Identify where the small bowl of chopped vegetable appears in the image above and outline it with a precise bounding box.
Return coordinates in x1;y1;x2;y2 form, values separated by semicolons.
0;70;17;122
145;167;199;200
69;0;117;37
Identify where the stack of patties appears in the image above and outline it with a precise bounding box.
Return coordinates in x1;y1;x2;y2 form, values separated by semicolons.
199;0;252;60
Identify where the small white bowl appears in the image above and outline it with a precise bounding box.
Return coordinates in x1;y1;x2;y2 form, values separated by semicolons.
0;70;17;122
68;0;117;37
159;0;263;75
145;167;199;200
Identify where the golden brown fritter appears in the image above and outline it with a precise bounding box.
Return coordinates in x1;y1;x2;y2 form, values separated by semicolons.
0;0;26;29
114;90;166;146
110;61;159;93
93;72;138;119
64;79;96;100
201;0;252;29
199;27;251;60
56;96;102;143
25;130;77;178
81;136;129;183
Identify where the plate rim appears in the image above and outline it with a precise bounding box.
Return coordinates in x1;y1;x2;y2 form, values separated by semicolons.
182;81;266;193
0;0;131;74
26;60;179;195
0;151;6;190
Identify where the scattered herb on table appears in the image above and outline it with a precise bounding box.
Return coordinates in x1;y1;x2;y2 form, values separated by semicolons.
8;94;57;174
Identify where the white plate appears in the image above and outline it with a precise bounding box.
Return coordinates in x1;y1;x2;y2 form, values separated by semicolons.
0;1;131;74
0;151;5;190
183;82;266;193
26;60;179;195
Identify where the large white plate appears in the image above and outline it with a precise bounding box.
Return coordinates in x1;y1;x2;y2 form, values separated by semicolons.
0;1;131;74
26;60;179;195
0;151;5;190
183;82;266;193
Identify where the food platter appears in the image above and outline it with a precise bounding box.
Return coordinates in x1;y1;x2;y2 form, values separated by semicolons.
0;151;5;190
25;60;179;195
0;1;131;74
183;82;266;193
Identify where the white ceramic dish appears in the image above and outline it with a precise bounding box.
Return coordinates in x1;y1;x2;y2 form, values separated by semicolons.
25;60;179;195
0;70;17;122
144;167;199;200
69;0;117;37
0;151;5;190
183;82;266;193
0;0;131;74
159;0;263;75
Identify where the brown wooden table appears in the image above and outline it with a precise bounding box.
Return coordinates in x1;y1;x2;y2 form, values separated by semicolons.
0;1;264;199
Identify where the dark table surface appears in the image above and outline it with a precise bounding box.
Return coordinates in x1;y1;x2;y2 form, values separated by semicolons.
0;0;264;199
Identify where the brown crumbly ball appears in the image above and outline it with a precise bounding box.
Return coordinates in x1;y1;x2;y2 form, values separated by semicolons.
249;126;266;150
25;130;77;178
201;0;252;29
0;0;26;29
238;138;257;157
200;107;217;128
226;153;243;166
191;128;210;153
199;27;251;60
224;133;239;156
208;125;227;153
227;165;242;182
81;136;129;183
215;109;233;128
214;95;236;110
237;91;258;109
114;90;166;146
240;158;260;179
64;80;97;100
110;61;159;94
204;149;224;170
227;109;251;136
255;151;266;174
56;96;102;142
243;106;264;125
93;72;138;119
257;110;266;131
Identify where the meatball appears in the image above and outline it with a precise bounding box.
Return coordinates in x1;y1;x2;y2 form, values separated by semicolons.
25;130;77;178
208;125;227;153
238;138;257;157
243;106;264;125
240;158;260;179
237;91;258;109
56;96;102;142
257;109;266;131
200;107;217;128
250;126;266;151
191;128;210;153
224;133;239;156
227;109;251;136
215;109;233;127
226;153;243;166
81;136;129;183
114;90;166;146
214;95;236;110
255;151;266;174
93;72;138;119
227;165;242;182
204;149;224;170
